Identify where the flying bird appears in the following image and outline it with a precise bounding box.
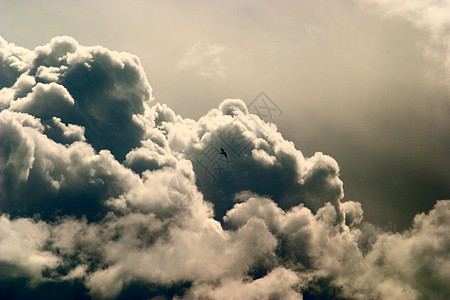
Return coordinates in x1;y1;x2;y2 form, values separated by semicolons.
220;148;228;158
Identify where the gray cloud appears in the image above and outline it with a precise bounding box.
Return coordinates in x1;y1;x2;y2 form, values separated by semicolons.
0;108;139;220
9;82;75;120
8;36;154;161
1;36;449;300
164;98;346;221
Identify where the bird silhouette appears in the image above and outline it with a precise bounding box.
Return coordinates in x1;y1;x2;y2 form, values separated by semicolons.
220;148;228;158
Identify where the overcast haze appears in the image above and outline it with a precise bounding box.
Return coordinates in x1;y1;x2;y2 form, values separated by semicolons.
0;0;449;299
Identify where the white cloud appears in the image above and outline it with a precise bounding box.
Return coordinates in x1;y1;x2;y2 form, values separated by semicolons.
9;82;75;119
0;215;59;281
187;267;304;300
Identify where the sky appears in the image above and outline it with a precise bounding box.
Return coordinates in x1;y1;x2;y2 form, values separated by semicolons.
0;0;449;299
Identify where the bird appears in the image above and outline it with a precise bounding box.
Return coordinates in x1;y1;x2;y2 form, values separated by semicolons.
220;148;228;158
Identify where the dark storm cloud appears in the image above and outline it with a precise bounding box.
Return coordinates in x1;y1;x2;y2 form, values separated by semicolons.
1;36;449;300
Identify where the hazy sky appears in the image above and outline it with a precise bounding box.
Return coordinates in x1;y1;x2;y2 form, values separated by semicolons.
1;1;450;299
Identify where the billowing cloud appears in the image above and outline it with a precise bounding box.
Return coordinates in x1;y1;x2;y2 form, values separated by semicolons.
1;36;449;300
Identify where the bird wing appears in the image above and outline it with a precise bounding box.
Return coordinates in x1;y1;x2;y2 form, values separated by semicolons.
220;148;228;158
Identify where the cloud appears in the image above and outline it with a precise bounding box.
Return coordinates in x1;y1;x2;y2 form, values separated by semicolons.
0;36;33;89
9;82;75;120
177;40;227;77
2;35;153;160
186;267;304;300
172;99;345;220
1;36;449;300
0;109;139;220
0;215;58;281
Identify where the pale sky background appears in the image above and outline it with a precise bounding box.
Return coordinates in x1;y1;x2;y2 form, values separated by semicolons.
1;0;449;229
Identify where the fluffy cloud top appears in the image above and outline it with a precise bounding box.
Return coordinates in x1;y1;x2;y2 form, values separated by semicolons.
1;36;449;300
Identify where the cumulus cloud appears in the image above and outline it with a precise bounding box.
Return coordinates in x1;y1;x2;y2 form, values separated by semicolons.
1;36;449;300
0;37;33;90
0;215;58;281
186;267;304;300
